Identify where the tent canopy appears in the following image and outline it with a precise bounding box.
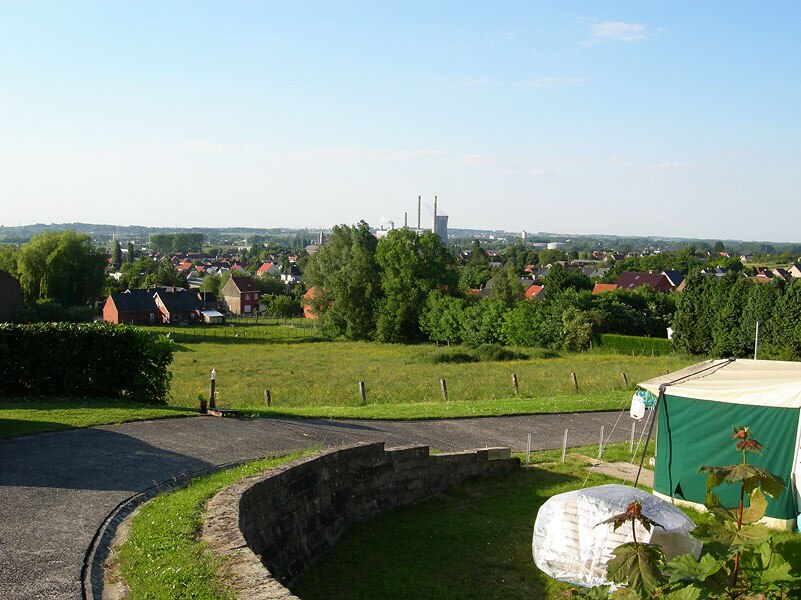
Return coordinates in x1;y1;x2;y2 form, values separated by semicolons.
638;358;801;527
638;358;801;409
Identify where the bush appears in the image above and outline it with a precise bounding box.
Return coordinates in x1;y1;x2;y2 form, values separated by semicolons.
430;351;479;364
473;343;528;362
0;323;174;403
598;333;672;356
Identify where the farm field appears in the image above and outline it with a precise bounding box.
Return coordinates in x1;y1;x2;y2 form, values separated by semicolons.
166;338;696;418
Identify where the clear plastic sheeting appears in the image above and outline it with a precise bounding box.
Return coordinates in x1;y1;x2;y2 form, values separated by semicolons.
532;484;701;588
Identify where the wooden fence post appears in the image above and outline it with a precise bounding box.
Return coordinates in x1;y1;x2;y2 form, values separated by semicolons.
440;378;448;401
264;389;271;407
512;373;519;396
620;372;629;389
359;381;367;405
570;372;578;390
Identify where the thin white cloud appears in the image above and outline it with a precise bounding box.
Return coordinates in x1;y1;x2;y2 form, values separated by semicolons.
581;21;648;46
525;76;586;89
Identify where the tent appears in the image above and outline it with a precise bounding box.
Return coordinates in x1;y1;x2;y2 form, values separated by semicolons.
637;358;801;530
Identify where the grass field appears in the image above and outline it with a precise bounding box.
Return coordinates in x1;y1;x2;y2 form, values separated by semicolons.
167;340;695;417
0;400;196;438
0;331;695;436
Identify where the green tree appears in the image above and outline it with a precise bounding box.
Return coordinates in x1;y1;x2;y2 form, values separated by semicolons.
0;244;18;277
460;298;508;346
458;262;492;290
501;300;562;348
419;290;467;345
112;241;123;270
739;281;780;358
16;231;107;306
375;229;456;342
672;273;717;355
490;262;526;308
711;277;751;357
769;279;801;360
304;221;381;340
561;306;593;351
126;241;135;264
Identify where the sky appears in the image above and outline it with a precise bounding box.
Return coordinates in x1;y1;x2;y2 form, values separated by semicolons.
1;2;799;241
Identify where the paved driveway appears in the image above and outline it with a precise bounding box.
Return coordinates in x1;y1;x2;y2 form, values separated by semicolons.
0;411;647;599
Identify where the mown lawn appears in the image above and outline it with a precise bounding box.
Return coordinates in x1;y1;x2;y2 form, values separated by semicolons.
0;400;196;438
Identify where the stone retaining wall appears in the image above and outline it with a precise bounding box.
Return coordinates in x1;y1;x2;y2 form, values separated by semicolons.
203;442;519;599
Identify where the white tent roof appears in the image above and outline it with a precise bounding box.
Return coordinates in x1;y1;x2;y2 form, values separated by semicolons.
638;359;801;409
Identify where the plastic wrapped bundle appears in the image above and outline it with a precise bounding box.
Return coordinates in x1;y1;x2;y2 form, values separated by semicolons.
532;484;701;588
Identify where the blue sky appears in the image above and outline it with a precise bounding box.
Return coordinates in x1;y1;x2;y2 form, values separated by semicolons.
1;2;799;241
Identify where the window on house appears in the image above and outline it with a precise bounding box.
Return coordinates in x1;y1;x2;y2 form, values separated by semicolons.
245;293;250;300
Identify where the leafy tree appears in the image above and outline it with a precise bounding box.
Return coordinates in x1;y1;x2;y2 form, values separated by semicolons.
672;273;717;355
739;281;779;358
419;290;467;345
261;294;301;318
460;298;508;346
375;229;456;343
500;300;562;348
0;244;18;277
502;243;539;273
112;241;123;270
126;241;135;264
490;262;526;308
16;231;106;306
562;306;592;352
458;262;492;291
769;278;801;360
711;277;751;357
304;221;381;340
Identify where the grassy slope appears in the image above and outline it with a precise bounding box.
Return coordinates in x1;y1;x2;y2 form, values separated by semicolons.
118;453;306;599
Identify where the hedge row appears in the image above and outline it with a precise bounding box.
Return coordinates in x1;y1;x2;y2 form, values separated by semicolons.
0;323;174;404
598;333;673;356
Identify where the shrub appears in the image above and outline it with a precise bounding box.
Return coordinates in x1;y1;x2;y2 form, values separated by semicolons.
430;351;479;364
598;334;672;356
473;343;528;362
0;323;174;404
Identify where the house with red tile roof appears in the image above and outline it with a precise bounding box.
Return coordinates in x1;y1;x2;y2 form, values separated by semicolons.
615;272;673;293
592;282;619;294
525;283;545;300
256;262;281;277
221;276;261;315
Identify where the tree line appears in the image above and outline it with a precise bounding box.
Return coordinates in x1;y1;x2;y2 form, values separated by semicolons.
306;221;801;360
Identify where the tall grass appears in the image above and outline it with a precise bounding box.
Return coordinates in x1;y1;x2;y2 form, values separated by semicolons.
168;341;694;416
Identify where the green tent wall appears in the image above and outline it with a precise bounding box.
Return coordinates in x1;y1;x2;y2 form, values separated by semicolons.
639;359;801;530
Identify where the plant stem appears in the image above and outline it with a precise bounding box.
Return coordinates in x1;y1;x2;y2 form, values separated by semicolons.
731;449;747;589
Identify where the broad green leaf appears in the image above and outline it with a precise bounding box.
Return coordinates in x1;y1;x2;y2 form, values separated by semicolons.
704;490;738;522
775;540;801;577
582;586;613;600
700;464;784;498
663;585;706;600
606;542;667;597
664;553;724;583
729;521;772;549
740;487;768;524
752;543;796;584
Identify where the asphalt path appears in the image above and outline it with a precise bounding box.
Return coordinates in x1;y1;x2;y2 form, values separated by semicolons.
0;410;649;599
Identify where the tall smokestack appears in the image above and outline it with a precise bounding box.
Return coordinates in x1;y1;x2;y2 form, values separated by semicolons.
404;212;408;228
417;195;421;232
433;195;438;234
